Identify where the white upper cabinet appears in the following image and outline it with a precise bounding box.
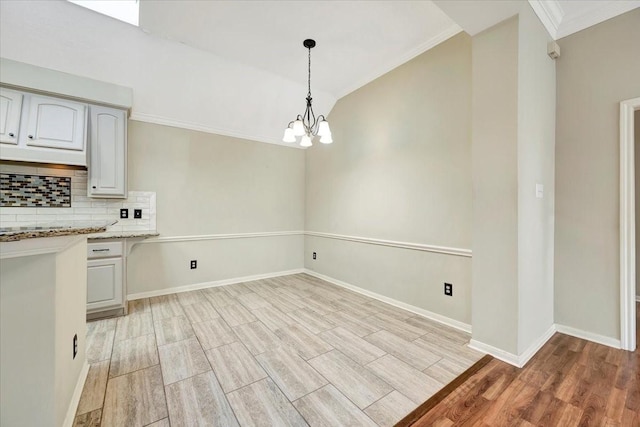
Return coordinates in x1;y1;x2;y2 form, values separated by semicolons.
24;95;86;151
0;88;23;145
0;89;88;166
0;88;128;194
88;105;127;198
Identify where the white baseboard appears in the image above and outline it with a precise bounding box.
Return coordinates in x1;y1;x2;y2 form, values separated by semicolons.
468;339;519;366
302;268;472;333
127;268;305;300
470;322;625;368
469;324;556;368
555;323;621;349
517;324;557;367
63;360;90;427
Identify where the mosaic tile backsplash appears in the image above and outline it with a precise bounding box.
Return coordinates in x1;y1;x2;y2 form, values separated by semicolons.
1;173;71;207
0;164;156;233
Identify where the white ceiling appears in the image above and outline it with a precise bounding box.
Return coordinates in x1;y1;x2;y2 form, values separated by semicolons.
138;1;461;99
138;0;639;101
2;0;637;147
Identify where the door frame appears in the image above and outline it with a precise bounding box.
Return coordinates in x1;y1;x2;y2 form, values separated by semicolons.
620;96;640;351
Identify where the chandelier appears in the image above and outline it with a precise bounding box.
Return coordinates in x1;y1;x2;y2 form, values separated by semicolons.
283;39;332;147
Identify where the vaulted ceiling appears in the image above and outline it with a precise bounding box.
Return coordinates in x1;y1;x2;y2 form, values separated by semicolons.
138;1;460;99
0;0;637;147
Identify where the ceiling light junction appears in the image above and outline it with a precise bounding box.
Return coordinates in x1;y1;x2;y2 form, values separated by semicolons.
283;39;332;147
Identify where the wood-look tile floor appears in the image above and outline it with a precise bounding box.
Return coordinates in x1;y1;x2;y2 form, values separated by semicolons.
74;273;483;427
403;302;640;427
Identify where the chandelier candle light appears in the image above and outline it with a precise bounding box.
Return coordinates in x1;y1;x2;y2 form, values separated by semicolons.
283;39;332;147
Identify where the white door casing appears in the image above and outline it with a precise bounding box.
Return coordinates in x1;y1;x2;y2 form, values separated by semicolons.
620;96;640;351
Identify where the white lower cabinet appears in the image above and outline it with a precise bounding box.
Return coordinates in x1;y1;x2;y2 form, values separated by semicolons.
87;257;123;310
87;241;124;314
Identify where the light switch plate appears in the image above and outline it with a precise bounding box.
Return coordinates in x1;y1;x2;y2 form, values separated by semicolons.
536;184;544;199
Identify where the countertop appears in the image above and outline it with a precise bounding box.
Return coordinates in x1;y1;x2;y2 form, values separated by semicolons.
88;230;159;240
0;221;115;242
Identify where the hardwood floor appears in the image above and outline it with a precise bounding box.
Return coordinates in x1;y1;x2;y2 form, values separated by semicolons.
402;303;640;427
75;273;483;426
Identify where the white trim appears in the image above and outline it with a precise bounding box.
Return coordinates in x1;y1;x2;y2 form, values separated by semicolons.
555;323;621;349
527;0;563;39
517;324;557;367
469;324;556;368
127;268;304;300
136;230;471;259
468;339;519;367
305;231;472;258
620;97;640;351
303;268;472;333
129;111;303;149
334;25;462;98
556;2;640;39
140;231;304;244
62;360;90;427
528;0;639;40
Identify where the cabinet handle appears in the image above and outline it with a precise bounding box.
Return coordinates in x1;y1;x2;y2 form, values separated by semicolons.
92;249;110;252
28;135;34;139
92;186;97;189
8;133;14;137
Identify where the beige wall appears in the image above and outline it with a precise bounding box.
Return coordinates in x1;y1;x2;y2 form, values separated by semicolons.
471;17;520;353
636;109;640;297
305;33;473;325
555;9;640;340
126;121;305;295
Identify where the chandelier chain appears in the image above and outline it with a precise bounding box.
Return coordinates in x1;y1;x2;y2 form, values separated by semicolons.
307;46;312;97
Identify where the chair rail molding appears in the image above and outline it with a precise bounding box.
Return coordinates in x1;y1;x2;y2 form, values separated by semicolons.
305;231;472;257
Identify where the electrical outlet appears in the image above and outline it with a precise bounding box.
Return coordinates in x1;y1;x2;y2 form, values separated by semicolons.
312;252;317;260
444;282;453;296
190;260;197;269
134;209;142;219
120;208;129;219
73;334;78;359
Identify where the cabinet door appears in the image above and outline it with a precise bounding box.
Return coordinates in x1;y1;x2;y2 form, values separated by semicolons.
87;257;123;311
0;88;23;144
24;95;87;151
88;105;127;198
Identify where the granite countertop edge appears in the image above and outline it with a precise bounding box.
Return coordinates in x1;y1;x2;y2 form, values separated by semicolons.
0;225;109;243
88;231;160;240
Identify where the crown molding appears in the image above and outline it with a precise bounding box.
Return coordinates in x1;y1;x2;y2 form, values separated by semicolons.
529;0;640;40
556;1;640;39
527;0;563;39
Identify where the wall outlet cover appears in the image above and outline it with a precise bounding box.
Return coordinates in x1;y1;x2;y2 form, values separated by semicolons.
444;282;453;296
120;208;128;219
313;252;317;260
134;209;142;219
190;260;197;269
